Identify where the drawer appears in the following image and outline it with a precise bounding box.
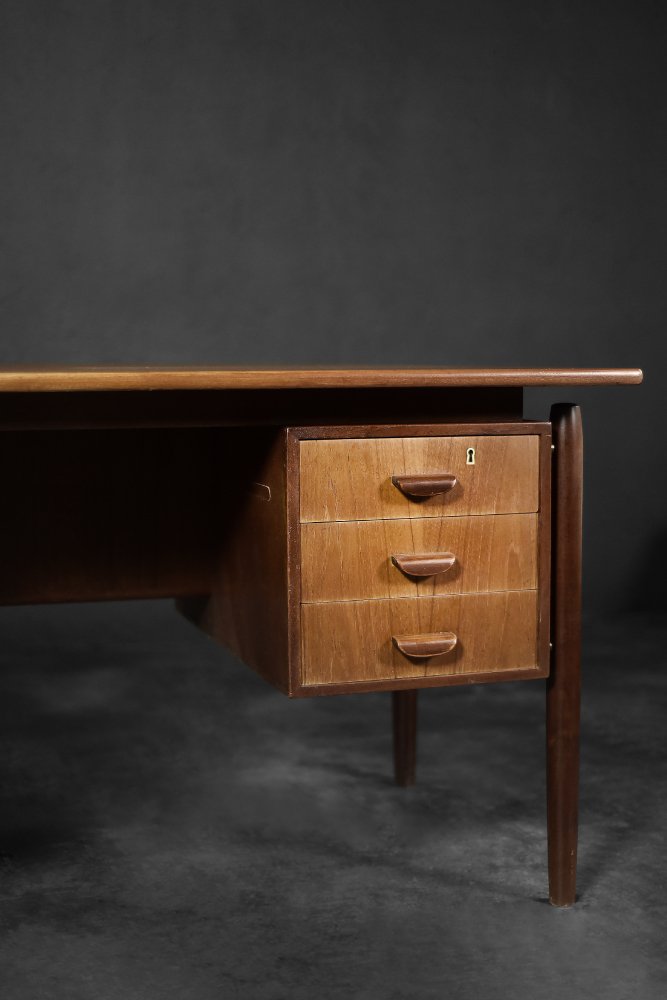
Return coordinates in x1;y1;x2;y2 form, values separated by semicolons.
301;590;539;686
299;434;539;523
301;513;538;603
186;422;550;696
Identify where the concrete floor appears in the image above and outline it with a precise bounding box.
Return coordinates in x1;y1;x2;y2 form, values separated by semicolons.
0;601;665;999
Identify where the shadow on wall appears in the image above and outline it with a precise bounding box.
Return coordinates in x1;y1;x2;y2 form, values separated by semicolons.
624;527;667;614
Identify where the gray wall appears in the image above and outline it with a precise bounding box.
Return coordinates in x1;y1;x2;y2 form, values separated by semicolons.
0;1;664;615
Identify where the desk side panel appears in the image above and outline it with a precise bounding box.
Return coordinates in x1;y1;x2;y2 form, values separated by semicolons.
177;428;292;695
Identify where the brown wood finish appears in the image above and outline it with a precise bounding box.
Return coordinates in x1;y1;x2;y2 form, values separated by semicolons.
300;433;540;523
547;403;583;907
0;366;643;392
393;690;418;787
178;421;550;697
300;590;540;687
178;428;294;695
0;371;642;906
392;632;458;658
292;421;552;695
536;421;553;696
300;513;538;603
392;473;457;499
300;664;549;698
293;421;545;441
391;552;457;578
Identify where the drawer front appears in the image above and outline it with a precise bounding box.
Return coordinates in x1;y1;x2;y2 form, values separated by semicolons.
301;513;538;603
299;434;539;523
300;590;539;686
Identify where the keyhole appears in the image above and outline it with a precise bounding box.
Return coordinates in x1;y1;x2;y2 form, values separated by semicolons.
466;447;475;465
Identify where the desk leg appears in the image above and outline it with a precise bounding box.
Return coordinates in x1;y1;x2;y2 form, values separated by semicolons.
547;403;583;906
393;690;418;786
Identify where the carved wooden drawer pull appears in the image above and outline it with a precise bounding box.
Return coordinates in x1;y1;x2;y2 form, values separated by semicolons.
391;473;457;500
392;631;458;659
391;552;456;578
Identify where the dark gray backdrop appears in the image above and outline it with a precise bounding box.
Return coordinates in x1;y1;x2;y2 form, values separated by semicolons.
0;0;664;616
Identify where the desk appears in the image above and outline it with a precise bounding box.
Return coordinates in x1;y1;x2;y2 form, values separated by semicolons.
0;366;643;906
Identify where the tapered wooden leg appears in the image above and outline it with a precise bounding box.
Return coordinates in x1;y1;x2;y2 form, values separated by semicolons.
547;403;583;906
393;690;417;786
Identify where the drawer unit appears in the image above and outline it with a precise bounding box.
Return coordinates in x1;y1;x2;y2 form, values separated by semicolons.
300;434;540;522
301;590;539;686
189;422;551;697
300;513;538;603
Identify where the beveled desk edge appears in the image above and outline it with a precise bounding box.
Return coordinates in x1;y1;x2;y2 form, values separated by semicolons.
0;366;644;393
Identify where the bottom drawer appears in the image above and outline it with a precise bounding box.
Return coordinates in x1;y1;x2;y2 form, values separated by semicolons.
300;590;539;687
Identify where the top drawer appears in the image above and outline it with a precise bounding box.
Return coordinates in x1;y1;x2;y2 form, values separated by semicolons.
300;434;540;523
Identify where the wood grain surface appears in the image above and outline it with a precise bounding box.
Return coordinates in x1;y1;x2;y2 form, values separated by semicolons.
392;632;458;657
177;428;294;695
300;434;540;522
300;513;538;602
547;403;583;906
0;366;643;393
300;590;539;686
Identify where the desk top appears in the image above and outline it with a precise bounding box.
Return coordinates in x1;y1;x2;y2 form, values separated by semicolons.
0;366;644;392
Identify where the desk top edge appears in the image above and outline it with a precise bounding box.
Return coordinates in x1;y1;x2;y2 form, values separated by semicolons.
0;367;644;392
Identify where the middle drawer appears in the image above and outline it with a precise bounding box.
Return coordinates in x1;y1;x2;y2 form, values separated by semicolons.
301;512;538;603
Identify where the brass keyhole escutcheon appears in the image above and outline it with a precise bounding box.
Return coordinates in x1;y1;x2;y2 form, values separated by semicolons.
466;447;475;465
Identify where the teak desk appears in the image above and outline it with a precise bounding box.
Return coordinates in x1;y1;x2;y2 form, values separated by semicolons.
0;366;643;906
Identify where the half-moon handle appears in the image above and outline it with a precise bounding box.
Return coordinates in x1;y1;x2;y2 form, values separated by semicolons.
392;631;458;659
391;474;457;500
391;552;456;578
